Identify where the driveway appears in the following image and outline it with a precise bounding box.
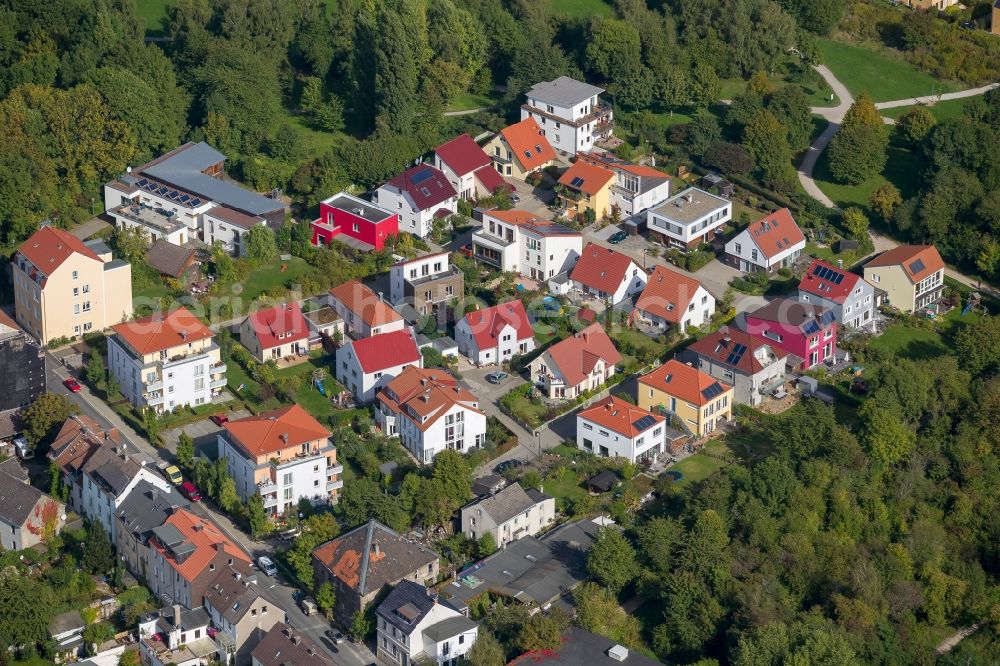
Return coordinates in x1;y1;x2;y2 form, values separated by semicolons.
460;364;526;404
507;178;556;217
161;409;251;457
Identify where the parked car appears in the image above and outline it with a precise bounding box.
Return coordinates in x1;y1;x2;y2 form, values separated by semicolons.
209;413;229;426
300;596;317;615
63;377;82;393
510;194;520;204
163;465;183;485
325;629;345;644
485;371;508;384
608;230;628;244
493;459;524;474
179;481;202;502
258;556;278;577
13;437;33;460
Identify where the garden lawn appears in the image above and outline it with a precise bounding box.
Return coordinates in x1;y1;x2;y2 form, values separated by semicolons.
543;467;588;504
136;0;171;36
812;142;921;212
133;282;170;306
880;97;972;122
446;92;500;112
668;453;727;488
869;322;947;359
275;353;343;422
282;112;347;156
548;0;612;18
504;391;549;429
817;38;955;102
609;328;663;364
236;257;314;303
719;77;839;107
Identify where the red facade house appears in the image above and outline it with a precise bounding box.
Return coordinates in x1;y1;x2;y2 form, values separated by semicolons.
311;192;399;251
743;299;837;370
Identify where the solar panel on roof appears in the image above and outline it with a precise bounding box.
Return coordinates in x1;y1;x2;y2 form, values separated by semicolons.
820;310;835;325
145;182;157;192
136;178;148;187
190;198;202;206
909;258;925;274
632;415;658;431
832;272;844;285
179;194;190;203
168;190;180;199
411;169;433;185
803;321;820;335
702;383;724;399
725;343;747;366
570;176;585;187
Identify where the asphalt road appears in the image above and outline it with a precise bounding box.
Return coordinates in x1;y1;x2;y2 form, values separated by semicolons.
44;352;377;665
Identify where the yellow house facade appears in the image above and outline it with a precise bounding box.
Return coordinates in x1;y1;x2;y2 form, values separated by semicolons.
558;159;614;221
13;226;132;345
484;118;557;181
637;360;733;437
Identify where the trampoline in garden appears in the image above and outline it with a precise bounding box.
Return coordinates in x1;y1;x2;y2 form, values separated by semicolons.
663;470;684;482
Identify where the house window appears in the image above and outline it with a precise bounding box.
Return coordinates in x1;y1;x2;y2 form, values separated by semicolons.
353;223;359;232
82;301;90;312
751;249;758;261
735;243;741;254
72;271;78;280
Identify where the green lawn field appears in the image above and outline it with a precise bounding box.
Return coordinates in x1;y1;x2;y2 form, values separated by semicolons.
446;92;500;112
236;256;313;303
880;97;972;122
720;77;839;107
817;39;955;102
812;141;922;211
136;0;171;35
549;0;612;18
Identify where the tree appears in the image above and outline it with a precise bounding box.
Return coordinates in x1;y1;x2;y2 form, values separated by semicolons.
466;629;505;666
49;460;67;502
83;621;115;649
842;92;884;130
22;393;78;448
82;521;115;575
954;316;1000;375
301;76;345;132
743;110;796;191
117;647;141;666
217;471;240;513
690;64;722;109
477;532;497;558
895;106;936;146
245;225;277;266
176;432;194;468
86;351;105;385
860;401;916;466
766;85;813;152
315;582;336;619
338;477;408;532
841;207;870;241
247;494;269;539
658;66;689;116
432;449;472;504
586;18;642;80
687;114;723;159
976;239;1000;278
516;613;563;653
413;477;456;529
348;609;371;641
869;183;902;222
587;527;638;593
828;93;889;185
372;0;427;134
0;574;54;653
705;142;753;176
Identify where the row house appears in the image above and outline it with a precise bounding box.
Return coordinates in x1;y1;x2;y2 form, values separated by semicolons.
138;605;229;666
13;226;132;344
252;624;334;666
744;299;837;370
203;565;286;664
311;191;399;251
724;208;806;273
529;323;621;400
646;187;731;251
337;329;422;402
455;300;535;366
570;243;646;305
472;209;582;281
373;164;458;239
638;360;733;437
388;253;464;322
113;479;189;585
521;76;613;155
633;265;714;333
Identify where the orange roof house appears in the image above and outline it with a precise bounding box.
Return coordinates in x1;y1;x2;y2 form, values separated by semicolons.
222;404;330;459
240;302;310;362
863;244;945;313
529;323;621;399
485;118;556;179
111;307;213;355
312;520;440;625
724;208;806;273
559;160;615;220
634;264;715;332
570;243;646;305
577;395;664;439
637;359;733;437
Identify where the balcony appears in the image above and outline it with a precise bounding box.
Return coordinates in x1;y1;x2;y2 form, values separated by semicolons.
328;462;344;476
326;479;343;491
210;377;227;390
145;378;164;392
211;361;227;374
110;203;186;236
146;393;165;406
262;494;278;509
406;265;463;288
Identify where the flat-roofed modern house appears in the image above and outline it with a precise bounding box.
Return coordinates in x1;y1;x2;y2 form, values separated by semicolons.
724;208;806;273
13;226;132;344
311;191;399;251
471;209;583;281
520;77;613;155
798;258;877;330
863;244;945;314
388;253;464;322
646;187;731;250
103;142;286;250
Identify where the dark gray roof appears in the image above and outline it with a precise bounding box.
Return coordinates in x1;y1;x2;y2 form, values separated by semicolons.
0;465;47;526
471;474;506;497
444;518;603;611
252;623;335;666
526;77;604;107
466;483;537;525
511;626;663;666
650;187;729;225
146;239;196;278
150;605;210;632
140;142;286;217
525;487;552;504
115;480;188;541
89;454;142;497
84;239;112;255
422;615;477;643
588;470;620;492
376;580;435;636
0;457;29;483
104;259;130;271
204;566;278;624
49;610;85;636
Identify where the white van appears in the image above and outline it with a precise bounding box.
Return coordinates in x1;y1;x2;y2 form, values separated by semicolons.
257;556;277;577
13;437;32;460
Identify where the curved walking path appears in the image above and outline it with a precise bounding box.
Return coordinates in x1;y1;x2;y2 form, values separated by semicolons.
798;66;997;211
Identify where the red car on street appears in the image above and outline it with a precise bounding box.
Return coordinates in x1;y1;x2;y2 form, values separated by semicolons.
63;378;81;393
210;414;229;426
179;481;202;502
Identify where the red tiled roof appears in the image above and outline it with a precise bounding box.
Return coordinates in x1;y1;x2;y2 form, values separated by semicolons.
435;134;492;176
329;280;403;327
798;258;862;304
570;243;637;295
462;301;534;351
376;366;481;431
350;329;421;374
501;118;556;171
634;265;705;324
112;307;213;355
744;208;805;259
687;327;787;375
151;509;250;583
16;226;100;274
638;359;732;407
577;307;596;324
474;165;513;194
545;324;621;386
223;404;330;458
386;164;457;212
864;244;944;284
577;395;663;438
248;302;309;350
558;160;614;196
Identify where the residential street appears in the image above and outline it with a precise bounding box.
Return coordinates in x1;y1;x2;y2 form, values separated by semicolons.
44;352;377;665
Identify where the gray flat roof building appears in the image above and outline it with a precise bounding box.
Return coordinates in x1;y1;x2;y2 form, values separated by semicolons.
526;77;605;108
649;187;729;226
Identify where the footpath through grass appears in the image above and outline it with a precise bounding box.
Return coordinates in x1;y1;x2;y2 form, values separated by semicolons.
880;97;972;122
818;38;955;102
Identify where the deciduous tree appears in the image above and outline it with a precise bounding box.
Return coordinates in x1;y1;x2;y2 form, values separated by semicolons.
22;393;78;448
587;527;638;593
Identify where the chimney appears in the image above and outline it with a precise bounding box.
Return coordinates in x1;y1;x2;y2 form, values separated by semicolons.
281;433;289;444
837;259;844;269
373;543;381;557
684;192;693;203
173;604;181;627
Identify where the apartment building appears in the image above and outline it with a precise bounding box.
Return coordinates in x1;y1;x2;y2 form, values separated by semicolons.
329;280;405;339
373;164;458;238
113;480;189;585
375;366;487;464
863;244;945;314
252;624;335;666
107;307;226;413
218;405;343;515
576;396;666;463
472;209;582;281
646;187;731;250
104;142;286;250
388;253;464;321
521;76;614;155
13;226;133;344
460;483;555;548
637;360;733;437
311;191;399;251
203;565;285;664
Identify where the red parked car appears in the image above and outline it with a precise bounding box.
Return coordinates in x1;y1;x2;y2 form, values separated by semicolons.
63;377;82;393
210;413;229;426
179;481;202;502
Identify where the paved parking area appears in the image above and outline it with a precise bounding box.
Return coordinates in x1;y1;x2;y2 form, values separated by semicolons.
161;408;251;456
507;179;556;217
459;364;526;404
